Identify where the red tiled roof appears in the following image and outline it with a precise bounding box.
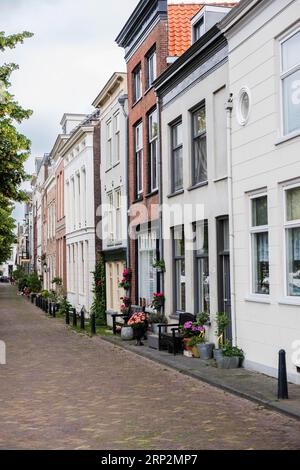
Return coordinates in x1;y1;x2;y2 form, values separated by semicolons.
168;2;237;57
168;4;202;57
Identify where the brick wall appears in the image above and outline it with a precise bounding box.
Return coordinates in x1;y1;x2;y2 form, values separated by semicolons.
127;20;168;303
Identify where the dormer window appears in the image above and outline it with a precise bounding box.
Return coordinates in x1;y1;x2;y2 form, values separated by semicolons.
193;17;205;42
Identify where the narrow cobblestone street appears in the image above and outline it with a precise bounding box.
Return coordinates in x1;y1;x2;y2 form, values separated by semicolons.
0;284;300;450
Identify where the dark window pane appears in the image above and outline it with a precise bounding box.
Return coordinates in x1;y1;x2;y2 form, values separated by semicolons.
253;232;269;294
193;135;207;184
252;196;268;227
287;227;300;296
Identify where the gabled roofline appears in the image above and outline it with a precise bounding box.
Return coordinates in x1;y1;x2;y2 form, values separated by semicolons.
92;72;127;109
219;0;262;33
116;0;167;47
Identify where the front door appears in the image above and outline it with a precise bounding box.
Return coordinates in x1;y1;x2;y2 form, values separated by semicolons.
217;217;232;344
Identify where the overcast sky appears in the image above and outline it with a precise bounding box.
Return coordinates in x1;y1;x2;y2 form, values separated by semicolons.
1;0;236;222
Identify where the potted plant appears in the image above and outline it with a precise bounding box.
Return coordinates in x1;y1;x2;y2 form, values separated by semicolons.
186;336;201;358
216;342;244;369
118;268;132;291
180;321;205;356
214;312;229;360
128;312;147;346
152;259;166;273
149;312;167;335
151;292;165;311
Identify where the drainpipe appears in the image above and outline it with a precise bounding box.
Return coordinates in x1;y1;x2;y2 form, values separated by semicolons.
225;93;237;346
156;94;164;297
118;95;130;269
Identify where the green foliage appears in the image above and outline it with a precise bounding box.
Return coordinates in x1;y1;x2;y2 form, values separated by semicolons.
0;196;16;264
0;31;33;264
40;290;50;298
27;272;42;293
12;265;26;280
52;277;62;286
58;296;72;317
222;341;244;359
197;312;210;327
91;254;107;326
17;275;29;292
188;335;205;348
215;312;230;349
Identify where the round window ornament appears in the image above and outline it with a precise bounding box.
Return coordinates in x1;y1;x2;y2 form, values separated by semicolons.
237;87;251;126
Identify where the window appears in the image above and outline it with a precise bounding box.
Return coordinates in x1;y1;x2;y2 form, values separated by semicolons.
237;87;251;126
138;232;156;307
133;64;142;103
285;186;300;297
195;221;210;313
281;30;300;135
146;48;157;89
107;120;112;168
174;226;186;312
192;105;207;185
250;195;269;295
135;122;143;196
148;109;158;192
114;113;120;164
107;192;114;243
115;189;121;242
193;17;205;42
171;120;183;192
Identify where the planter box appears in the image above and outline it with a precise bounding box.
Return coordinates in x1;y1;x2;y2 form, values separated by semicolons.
216;356;240;369
121;326;134;341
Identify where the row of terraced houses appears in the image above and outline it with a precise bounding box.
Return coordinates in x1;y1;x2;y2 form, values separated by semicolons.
28;0;300;384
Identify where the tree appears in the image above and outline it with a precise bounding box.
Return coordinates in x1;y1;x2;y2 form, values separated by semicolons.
0;31;33;263
0;31;33;202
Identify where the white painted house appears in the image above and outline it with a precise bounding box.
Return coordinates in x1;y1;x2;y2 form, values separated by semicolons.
221;0;300;383
93;73;128;322
63;113;99;313
155;5;232;343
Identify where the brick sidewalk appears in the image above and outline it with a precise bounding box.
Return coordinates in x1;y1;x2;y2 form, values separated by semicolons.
1;284;300;450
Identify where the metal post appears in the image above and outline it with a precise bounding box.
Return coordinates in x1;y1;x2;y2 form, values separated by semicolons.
48;302;52;316
80;308;85;331
65;306;70;325
90;313;96;336
53;304;56;318
278;350;289;400
72;308;77;328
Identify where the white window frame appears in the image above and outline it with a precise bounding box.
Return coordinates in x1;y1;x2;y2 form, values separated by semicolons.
249;192;270;298
114;112;120;164
107;192;114;244
146;48;157;90
279;27;300;138
135;122;143;196
283;182;300;299
149;109;158;192
106;120;112;169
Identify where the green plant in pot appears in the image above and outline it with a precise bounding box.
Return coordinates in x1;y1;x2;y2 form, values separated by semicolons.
216;341;244;369
149;311;167;335
214;312;229;360
152;259;166;273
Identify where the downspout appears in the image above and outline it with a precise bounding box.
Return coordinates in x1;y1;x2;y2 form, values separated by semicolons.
156;93;164;297
225;93;237;346
118;95;130;269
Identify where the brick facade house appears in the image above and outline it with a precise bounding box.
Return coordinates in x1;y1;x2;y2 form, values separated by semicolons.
116;0;203;308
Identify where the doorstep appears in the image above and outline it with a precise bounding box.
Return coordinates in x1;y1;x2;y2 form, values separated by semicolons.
96;334;300;421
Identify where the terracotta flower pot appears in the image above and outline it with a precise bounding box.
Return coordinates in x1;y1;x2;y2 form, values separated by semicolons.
183;338;193;351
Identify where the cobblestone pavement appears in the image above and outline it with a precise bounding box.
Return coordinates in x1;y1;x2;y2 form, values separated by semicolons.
1;285;300;450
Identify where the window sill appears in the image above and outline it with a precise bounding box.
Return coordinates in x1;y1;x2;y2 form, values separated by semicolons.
146;189;158;198
275;130;300;146
278;297;300;306
213;176;228;183
187;181;208;192
144;85;154;96
133;195;144;204
167;189;184;199
131;97;143;109
245;295;271;304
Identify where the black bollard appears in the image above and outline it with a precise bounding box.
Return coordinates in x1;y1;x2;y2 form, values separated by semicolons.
48;302;52;316
65;307;70;325
80;308;85;331
278;350;289;400
53;304;57;318
90;313;96;336
72;308;77;328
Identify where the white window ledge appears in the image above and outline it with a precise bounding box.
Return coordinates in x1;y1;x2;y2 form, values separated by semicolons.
245;295;271;304
278;297;300;306
275;130;300;146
